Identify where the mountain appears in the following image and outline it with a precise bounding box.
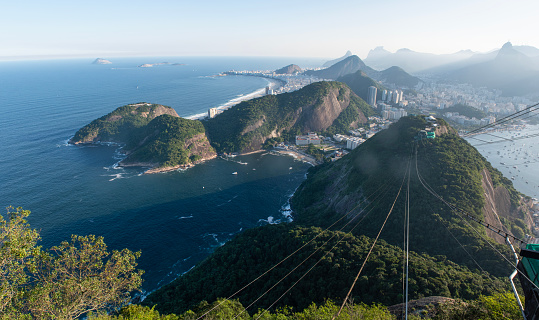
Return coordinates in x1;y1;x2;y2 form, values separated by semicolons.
69;103;216;172
274;64;302;74
377;66;422;88
143;116;528;316
305;55;375;80
322;50;353;68
448;42;539;96
291;116;528;275
364;47;476;73
203;81;377;153
338;71;387;102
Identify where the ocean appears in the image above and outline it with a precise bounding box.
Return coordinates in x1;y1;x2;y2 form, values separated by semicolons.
466;125;539;200
0;56;323;293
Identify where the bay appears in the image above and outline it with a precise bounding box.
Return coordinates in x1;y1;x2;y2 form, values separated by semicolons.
0;57;322;293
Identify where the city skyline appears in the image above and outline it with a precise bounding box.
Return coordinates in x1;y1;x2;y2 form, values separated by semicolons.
2;0;539;61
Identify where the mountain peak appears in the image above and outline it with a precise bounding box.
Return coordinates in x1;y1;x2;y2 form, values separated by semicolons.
322;51;353;67
501;41;513;50
366;46;391;60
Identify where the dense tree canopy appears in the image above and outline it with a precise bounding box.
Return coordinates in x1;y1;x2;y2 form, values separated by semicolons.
0;207;143;320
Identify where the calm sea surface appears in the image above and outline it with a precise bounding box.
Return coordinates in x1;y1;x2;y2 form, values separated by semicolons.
466;125;539;200
0;57;323;293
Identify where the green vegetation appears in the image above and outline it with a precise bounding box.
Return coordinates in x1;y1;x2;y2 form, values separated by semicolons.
323;94;377;136
432;291;522;320
0;207;143;320
291;116;522;277
123;114;212;168
71;103;177;144
144;224;506;316
70;104;214;168
204;81;376;153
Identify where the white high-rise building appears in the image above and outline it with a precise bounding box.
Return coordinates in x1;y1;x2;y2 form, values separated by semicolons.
368;86;377;106
381;90;387;101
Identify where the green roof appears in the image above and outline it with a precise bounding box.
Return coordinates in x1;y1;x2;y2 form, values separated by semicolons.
522;244;539;288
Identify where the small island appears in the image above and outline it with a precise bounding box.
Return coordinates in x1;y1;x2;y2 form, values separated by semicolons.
138;62;186;68
92;58;112;65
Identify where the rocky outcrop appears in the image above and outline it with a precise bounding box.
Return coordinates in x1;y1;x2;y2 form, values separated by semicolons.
480;168;532;243
92;58;112;65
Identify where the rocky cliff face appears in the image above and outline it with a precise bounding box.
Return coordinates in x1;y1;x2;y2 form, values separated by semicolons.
204;81;375;154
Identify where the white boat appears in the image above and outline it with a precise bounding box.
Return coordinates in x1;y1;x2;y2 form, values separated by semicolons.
232;172;237;175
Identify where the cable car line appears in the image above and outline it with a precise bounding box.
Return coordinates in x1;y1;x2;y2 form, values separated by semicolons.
332;154;412;320
227;179;398;319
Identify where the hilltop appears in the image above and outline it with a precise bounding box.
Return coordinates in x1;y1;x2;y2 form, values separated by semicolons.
305;55;373;80
291;116;528;273
274;64;302;74
322;50;353;68
69;103;216;172
338;70;387;102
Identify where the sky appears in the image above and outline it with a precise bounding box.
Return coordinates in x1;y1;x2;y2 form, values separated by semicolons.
2;0;539;60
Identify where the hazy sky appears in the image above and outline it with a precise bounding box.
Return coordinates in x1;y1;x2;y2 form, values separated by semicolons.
2;0;538;60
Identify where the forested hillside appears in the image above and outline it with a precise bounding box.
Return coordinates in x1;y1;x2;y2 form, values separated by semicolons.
143;224;505;315
291;116;525;276
203;81;377;153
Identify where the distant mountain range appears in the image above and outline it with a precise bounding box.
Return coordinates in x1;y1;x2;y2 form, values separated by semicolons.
363;43;539;74
447;42;539;96
309;55;422;88
360;42;539;96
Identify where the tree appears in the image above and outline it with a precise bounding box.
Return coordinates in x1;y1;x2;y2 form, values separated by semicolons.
0;207;143;319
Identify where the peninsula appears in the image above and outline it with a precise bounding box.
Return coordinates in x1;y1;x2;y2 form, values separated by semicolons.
69;103;216;173
70;81;377;172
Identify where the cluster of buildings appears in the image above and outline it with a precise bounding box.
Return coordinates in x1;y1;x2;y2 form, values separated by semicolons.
223;70;319;95
444;112;496;126
406;82;532;116
367;86;405;107
295;132;322;145
333;134;366;149
378;103;408;120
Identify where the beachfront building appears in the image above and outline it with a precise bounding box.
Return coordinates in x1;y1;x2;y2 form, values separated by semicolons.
296;132;321;145
208;108;219;118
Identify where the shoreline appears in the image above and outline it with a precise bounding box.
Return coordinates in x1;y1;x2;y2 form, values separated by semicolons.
270;149;318;166
119;155;218;174
184;77;283;120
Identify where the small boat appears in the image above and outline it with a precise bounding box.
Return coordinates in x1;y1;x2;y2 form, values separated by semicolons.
232;172;237;175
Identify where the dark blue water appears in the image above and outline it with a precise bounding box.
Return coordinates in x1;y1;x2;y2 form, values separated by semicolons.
0;57;321;293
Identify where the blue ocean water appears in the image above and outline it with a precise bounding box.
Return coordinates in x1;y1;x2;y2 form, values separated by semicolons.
467;125;539;200
0;57;323;293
